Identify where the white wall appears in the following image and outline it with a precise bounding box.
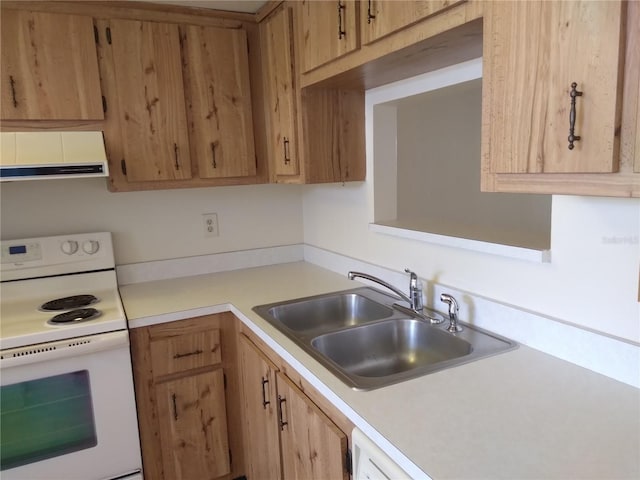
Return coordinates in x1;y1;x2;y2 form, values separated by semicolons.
0;179;304;265
394;78;551;244
301;72;640;343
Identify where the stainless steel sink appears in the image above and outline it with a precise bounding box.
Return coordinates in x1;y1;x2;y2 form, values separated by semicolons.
267;292;393;335
311;318;472;378
253;287;517;390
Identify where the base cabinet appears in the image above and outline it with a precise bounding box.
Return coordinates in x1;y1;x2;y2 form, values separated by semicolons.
239;333;349;480
130;315;241;480
156;370;230;479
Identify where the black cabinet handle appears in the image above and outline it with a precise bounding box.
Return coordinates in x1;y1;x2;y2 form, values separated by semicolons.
283;137;291;165
277;395;288;430
337;1;346;39
9;75;17;108
172;393;178;421
261;377;270;409
568;82;582;150
210;142;217;169
173;349;203;359
367;0;376;24
174;143;180;170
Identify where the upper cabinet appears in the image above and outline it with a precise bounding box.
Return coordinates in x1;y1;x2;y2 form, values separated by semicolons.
96;16;261;191
486;1;624;174
482;0;639;197
259;2;366;184
181;25;256;179
361;0;464;45
1;9;103;121
101;19;192;182
261;4;300;177
298;0;359;73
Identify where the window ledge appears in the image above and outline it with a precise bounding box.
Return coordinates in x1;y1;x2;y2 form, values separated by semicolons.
369;221;551;263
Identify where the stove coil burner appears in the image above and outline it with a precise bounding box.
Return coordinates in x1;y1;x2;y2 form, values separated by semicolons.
40;294;99;311
48;308;102;325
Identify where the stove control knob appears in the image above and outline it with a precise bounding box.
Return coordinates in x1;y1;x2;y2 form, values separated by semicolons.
61;240;79;255
82;240;100;255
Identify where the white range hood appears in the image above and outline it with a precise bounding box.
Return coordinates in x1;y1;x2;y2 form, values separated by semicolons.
0;131;109;181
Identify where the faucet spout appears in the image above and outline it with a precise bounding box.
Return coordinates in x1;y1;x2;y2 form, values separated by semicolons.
347;271;414;308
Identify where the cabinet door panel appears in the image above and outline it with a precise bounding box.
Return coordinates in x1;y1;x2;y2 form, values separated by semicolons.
262;5;300;176
488;1;624;173
156;370;230;480
277;372;348;480
299;0;359;73
182;25;256;179
108;19;191;181
362;0;463;44
238;335;282;480
1;10;103;120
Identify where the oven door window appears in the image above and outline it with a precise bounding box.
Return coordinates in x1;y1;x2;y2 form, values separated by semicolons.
0;370;97;470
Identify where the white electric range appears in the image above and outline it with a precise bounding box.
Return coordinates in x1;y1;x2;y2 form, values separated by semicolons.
0;232;143;480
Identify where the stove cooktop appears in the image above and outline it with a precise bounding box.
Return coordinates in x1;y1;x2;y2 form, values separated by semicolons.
0;233;127;350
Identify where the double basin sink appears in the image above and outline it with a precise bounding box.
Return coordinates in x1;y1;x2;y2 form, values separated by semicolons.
253;287;517;390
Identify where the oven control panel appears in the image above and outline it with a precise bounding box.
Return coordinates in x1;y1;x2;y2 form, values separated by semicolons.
0;233;115;281
1;242;42;264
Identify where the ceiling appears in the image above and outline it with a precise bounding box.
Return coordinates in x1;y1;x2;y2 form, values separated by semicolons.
138;0;267;13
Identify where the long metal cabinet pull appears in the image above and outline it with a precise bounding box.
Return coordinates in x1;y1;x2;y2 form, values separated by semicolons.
367;0;376;23
261;377;270;409
174;143;180;170
9;75;17;108
173;349;203;359
283;137;291;165
210;142;217;169
568;82;582;150
277;395;288;430
172;393;178;421
337;1;346;39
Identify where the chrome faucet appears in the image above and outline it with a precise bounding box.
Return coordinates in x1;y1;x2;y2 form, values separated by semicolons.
440;293;462;332
347;270;417;308
348;269;445;324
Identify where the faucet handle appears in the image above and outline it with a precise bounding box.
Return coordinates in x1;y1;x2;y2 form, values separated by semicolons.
404;268;418;286
404;268;423;311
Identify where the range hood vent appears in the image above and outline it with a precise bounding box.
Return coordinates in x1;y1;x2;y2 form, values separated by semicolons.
0;131;109;181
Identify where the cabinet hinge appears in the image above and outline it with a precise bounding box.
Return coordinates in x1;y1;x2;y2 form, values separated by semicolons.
93;25;99;45
101;96;107;114
121;159;127;176
345;449;352;475
106;27;112;45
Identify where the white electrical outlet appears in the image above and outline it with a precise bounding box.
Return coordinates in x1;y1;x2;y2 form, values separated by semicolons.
202;213;219;237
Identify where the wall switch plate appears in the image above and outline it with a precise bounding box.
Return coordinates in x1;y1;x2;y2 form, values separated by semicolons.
202;213;219;237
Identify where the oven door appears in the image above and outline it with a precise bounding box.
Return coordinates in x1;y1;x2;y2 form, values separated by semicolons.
0;330;142;480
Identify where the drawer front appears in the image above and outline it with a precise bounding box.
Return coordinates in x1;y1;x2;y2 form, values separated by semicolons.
150;329;221;377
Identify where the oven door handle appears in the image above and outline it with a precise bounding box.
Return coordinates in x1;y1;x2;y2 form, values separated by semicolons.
0;330;130;369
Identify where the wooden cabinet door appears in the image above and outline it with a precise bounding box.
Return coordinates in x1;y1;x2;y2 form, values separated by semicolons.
106;19;191;182
181;25;256;179
486;0;624;174
156;369;230;480
1;9;103;120
238;335;282;480
361;0;464;44
261;4;300;177
277;372;348;480
298;0;359;73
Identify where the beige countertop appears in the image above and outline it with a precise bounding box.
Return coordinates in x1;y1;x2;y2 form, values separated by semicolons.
120;262;640;480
